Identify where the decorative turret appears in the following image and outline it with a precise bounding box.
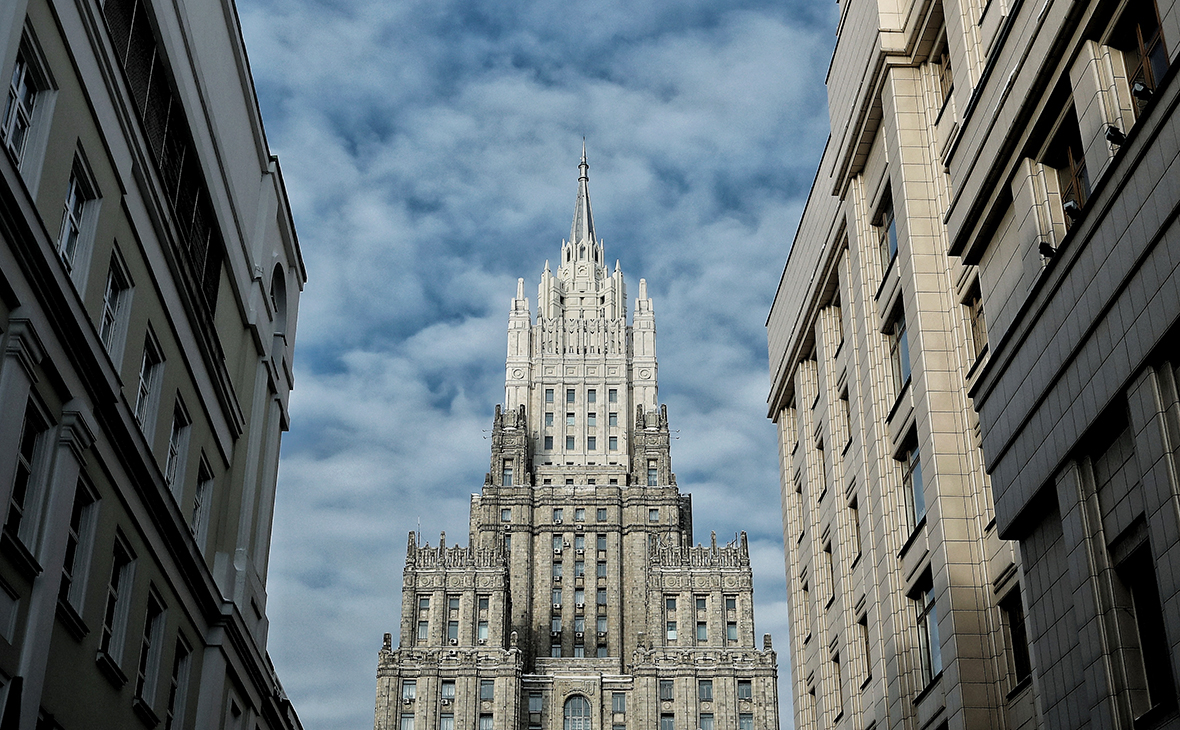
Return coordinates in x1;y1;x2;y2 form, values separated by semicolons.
631;403;674;487
487;403;532;486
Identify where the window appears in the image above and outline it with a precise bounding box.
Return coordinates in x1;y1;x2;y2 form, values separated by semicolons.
546;388;554;403
833;653;845;717
163;636;191;730
737;680;752;700
552;589;562;604
698;679;713;701
59;479;99;611
574;561;584;576
545;412;554;426
727;622;738;643
725;596;737;612
608;389;617;403
587;412;597;427
887;309;910;395
564;695;591;730
697;622;707;642
859;615;872;682
1113;545;1175;714
1000;591;1031;685
587;437;596;451
566;412;576;426
567;389;576;404
165;401;191;497
57;163;98;271
543;435;553;450
597;534;607;551
877;196;898;273
575;588;585;605
916;584;942;687
849;497;862;558
1044;108;1090;224
530;693;543;712
478;620;488;641
659;680;674;701
400;716;414;730
478;716;493;730
554;508;564;523
575;508;585;522
596;508;606;522
666;620;677;640
401;680;416;700
553;563;563;579
659;715;675;730
902;440;925;528
566;436;575;450
1113;1;1169;120
2;48;43;166
417;621;428;641
597;616;607;633
647;461;658;486
552;616;562;632
480;680;494;700
608;412;617;426
934;31;953;104
551;644;561;657
597;561;606;578
649;508;659;522
136;593;167;704
501;508;512;522
965;282;987;362
612;692;626;712
190;459;213;550
823;542;835;603
502;460;513;486
738;713;753;730
441;680;455;699
574;616;585;633
574;645;585;657
504;534;511;551
7;401;47;542
699;714;714;730
100;255;132;357
588;389;597;403
100;538;137;665
554;535;564;551
597;589;607;605
439;715;454;730
135;336;163;430
447;620;458;642
608;436;617;451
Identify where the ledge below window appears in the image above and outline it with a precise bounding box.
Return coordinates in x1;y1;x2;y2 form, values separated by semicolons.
0;530;42;581
55;598;89;641
95;650;128;689
133;696;160;728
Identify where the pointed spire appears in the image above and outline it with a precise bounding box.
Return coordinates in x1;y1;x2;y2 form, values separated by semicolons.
569;143;595;246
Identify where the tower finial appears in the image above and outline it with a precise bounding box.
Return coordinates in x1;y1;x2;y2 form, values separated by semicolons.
581;137;587;165
570;144;595;245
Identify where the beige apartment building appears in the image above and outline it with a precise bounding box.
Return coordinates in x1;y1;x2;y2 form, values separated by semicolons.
0;0;304;727
768;0;1180;729
374;155;780;730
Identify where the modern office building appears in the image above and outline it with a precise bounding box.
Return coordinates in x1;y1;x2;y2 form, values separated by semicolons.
768;0;1180;729
373;154;780;730
0;0;304;727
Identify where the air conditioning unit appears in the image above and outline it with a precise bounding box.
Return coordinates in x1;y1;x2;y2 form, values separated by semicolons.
575;603;585;610
575;548;584;555
448;638;458;646
441;698;452;706
553;548;563;556
555;518;564;524
478;638;487;645
553;603;562;610
551;631;562;638
564;540;571;548
575;632;584;640
402;698;413;705
597;631;607;637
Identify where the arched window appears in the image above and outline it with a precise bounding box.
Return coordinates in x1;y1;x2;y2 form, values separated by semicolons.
563;695;591;730
270;264;287;336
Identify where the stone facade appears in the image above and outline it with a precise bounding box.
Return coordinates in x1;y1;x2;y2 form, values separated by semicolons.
0;0;303;728
768;0;1180;729
375;154;780;730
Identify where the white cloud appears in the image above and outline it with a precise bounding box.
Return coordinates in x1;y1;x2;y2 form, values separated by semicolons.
239;1;837;727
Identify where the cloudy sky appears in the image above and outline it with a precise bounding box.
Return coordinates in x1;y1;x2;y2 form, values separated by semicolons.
234;0;837;726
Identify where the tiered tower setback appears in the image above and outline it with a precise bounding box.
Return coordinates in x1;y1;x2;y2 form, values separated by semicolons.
374;154;780;730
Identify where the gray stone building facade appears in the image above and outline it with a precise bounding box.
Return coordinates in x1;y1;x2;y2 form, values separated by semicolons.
0;0;304;727
374;155;780;730
767;0;1180;729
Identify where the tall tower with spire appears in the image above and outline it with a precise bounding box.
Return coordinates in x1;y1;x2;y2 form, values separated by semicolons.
374;153;780;730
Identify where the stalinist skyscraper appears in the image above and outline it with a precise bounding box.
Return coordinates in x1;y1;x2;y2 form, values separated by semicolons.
373;151;780;730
